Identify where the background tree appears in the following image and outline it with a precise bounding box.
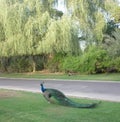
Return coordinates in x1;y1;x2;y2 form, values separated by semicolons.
0;0;80;72
67;0;119;44
103;28;120;58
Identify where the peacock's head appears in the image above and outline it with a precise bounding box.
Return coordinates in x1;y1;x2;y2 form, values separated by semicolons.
40;83;43;86
40;81;44;86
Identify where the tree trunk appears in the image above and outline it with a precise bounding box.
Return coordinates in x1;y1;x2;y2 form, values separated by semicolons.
0;57;8;72
32;60;36;72
30;55;36;72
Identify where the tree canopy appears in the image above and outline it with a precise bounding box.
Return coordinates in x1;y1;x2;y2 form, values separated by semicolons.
67;0;119;43
0;0;80;57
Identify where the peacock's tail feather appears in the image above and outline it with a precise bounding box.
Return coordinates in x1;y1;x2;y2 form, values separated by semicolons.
54;96;100;108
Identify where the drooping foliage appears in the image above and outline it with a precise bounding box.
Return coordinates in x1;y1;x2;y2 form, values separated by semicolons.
44;16;79;54
0;0;80;57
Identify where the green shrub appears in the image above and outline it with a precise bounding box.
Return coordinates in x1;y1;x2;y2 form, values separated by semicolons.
61;46;108;74
103;57;120;73
77;48;106;73
61;56;81;73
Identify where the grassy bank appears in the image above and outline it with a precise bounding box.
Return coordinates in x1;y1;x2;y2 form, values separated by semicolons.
0;72;120;81
0;89;120;122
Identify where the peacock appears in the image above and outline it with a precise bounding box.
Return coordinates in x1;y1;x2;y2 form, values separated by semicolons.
40;83;100;108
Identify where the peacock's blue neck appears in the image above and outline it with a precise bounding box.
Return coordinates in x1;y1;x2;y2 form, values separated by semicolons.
40;84;46;92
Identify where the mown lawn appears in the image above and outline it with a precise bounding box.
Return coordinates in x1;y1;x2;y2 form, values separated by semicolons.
0;89;120;122
0;72;120;81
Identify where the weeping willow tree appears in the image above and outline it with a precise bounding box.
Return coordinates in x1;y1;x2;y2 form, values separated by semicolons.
0;0;80;56
0;0;80;72
67;0;119;44
0;0;51;71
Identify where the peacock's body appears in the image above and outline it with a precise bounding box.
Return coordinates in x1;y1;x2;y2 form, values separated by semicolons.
40;83;100;108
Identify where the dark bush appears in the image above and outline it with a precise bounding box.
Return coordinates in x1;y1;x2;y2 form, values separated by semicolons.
0;55;45;73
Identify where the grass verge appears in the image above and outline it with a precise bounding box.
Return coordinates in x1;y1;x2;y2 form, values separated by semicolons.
0;89;120;122
0;72;120;81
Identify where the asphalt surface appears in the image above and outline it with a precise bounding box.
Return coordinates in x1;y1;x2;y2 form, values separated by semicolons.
0;78;120;102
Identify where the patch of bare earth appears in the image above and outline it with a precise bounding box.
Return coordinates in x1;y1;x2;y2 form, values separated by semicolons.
25;70;64;75
0;90;18;99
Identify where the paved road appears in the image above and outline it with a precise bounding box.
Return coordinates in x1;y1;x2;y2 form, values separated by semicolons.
0;78;120;102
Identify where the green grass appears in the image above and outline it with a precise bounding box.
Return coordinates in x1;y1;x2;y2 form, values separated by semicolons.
0;72;120;81
0;89;120;122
